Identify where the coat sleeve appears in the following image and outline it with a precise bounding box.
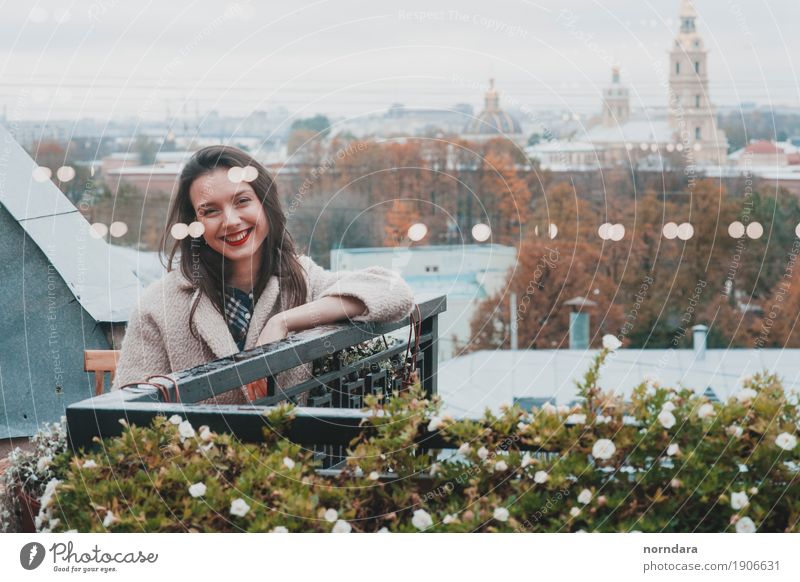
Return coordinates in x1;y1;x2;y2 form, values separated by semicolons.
299;255;415;323
111;304;172;390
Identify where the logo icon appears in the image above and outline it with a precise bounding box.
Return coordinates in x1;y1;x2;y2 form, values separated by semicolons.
20;542;46;570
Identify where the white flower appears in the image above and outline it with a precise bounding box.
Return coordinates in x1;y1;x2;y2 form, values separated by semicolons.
775;432;798;451
731;491;749;510
178;420;195;441
534;471;549;484
697;403;715;419
577;489;592;505
37;456;52;472
102;511;116;528
667;443;680;456
520;453;532;468
283;457;295;470
168;414;182;425
569;507;581;517
749;487;759;495
188;482;207;498
443;514;457;525
230;498;250;517
541;402;557;414
353;466;364;478
457;443;471;455
427;416;444;431
493;507;509;522
735;388;758;403
727;425;744;438
595;415;611;425
331;520;352;533
477;447;489;460
81;459;97;469
643;373;660;385
494;460;508;472
411;509;433;531
369;471;380;481
658;410;676;429
735;516;756;533
566;413;586;425
661;401;676;413
324;508;339;523
272;526;288;533
198;426;213;442
602;334;622;351
592;438;616;460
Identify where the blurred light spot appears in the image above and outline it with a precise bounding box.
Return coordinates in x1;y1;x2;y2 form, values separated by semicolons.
676;143;684;152
609;223;625;241
693;143;702;152
227;167;244;183
188;221;206;238
32;166;52;182
109;221;128;238
677;222;694;240
28;7;48;22
407;223;428;242
650;143;658;152
548;223;558;239
662;222;678;239
598;223;612;240
639;143;648;151
56;165;75;182
795;223;800;238
625;143;633;151
472;223;491;242
89;223;108;239
728;221;745;238
746;222;763;239
171;223;189;240
666;143;675;152
241;165;258;182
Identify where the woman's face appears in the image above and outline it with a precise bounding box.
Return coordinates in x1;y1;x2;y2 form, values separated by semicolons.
189;167;269;265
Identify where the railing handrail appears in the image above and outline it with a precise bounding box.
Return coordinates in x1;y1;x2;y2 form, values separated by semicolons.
66;294;447;451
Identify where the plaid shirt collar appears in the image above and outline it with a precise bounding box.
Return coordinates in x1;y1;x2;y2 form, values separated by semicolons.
223;286;254;351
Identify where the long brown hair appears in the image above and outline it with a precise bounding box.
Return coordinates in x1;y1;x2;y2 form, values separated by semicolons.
160;145;308;338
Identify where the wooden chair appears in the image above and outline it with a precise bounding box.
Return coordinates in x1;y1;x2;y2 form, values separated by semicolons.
84;350;121;396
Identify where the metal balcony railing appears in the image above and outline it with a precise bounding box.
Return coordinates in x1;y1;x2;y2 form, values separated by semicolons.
66;294;447;454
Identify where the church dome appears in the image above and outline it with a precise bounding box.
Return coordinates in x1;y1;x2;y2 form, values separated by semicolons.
463;78;522;136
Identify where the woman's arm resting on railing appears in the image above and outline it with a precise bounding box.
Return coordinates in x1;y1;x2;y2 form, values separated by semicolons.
256;295;367;346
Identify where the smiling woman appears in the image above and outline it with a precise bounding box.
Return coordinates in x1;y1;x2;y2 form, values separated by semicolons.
111;146;415;404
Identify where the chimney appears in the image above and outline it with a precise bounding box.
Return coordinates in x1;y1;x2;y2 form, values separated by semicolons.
692;324;708;360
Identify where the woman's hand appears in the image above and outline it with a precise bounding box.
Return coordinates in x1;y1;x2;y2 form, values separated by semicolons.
257;314;290;347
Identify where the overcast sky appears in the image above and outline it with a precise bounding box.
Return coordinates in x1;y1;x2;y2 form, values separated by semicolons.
1;0;798;121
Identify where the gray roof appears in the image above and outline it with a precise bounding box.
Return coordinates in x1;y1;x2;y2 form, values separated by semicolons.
0;124;141;322
438;348;800;417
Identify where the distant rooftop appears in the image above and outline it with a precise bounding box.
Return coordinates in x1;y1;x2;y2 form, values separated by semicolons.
439;348;800;418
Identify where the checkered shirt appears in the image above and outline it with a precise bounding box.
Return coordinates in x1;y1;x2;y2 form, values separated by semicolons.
223;286;254;351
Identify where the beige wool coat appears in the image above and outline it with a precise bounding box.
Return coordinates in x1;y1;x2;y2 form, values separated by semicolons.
111;254;415;404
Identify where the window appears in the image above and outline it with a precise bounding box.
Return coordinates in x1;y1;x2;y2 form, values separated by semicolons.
695;127;701;140
695;61;700;74
695;95;701;108
675;62;680;75
425;265;439;273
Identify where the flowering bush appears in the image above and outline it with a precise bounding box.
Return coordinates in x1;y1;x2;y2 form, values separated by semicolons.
36;344;800;532
0;418;70;532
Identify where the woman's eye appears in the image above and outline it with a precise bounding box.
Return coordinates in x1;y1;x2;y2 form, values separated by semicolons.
236;197;250;205
200;208;218;216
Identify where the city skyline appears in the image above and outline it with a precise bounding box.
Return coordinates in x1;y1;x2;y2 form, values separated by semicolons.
0;0;798;123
